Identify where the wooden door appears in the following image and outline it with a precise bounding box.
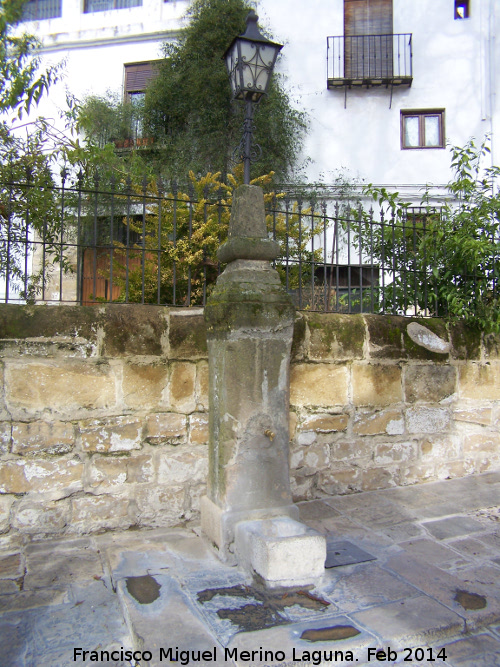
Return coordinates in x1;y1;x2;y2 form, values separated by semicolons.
344;0;393;80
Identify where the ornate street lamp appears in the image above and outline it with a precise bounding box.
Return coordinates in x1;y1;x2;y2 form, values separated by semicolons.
224;10;283;184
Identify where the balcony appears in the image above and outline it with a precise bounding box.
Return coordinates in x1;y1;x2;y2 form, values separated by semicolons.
327;34;413;89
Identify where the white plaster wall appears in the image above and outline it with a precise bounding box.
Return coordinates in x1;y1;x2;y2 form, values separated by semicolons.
257;0;499;187
14;0;189;133
12;0;500;189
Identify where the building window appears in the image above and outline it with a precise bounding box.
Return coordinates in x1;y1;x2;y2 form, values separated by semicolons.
401;110;445;149
124;61;161;101
21;0;62;21
455;1;469;19
344;0;394;79
84;0;142;13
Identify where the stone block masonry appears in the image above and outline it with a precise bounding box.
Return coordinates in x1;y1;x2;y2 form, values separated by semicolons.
0;304;498;537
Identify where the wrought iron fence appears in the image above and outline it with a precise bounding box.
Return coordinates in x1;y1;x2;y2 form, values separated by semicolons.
0;175;497;318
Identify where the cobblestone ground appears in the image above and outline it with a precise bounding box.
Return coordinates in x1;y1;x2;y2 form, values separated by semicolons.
0;471;499;666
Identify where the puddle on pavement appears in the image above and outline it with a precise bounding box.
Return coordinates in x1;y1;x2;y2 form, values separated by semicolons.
217;603;287;631
197;584;330;632
454;589;487;610
126;575;161;604
301;625;361;642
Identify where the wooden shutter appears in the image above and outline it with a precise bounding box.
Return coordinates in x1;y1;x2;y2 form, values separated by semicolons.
344;0;393;80
124;61;161;97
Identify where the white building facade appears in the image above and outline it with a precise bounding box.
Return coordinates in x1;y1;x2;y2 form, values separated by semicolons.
15;0;500;190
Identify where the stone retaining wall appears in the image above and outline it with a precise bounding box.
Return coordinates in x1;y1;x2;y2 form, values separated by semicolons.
0;304;498;537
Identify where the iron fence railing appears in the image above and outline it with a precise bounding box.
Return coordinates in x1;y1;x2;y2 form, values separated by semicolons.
0;176;498;318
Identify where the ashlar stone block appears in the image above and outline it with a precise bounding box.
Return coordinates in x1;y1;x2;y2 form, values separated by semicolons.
290;363;348;407
301;413;348;433
11;499;70;534
0;552;23;578
189;413;209;445
145;413;187;445
195;360;209;410
168;362;197;413
87;454;153;491
169;310;207;359
405;364;457;403
294;442;330;472
71;495;130;532
135;485;186;526
365;314;405;359
374;440;417;465
12;421;75;456
330;439;374;462
454;406;493;426
317;467;363;495
102;304;166;357
352;364;402;406
235;517;326;587
5;361;115;416
0;495;14;533
157;445;208;486
0;458;83;497
459;363;500;401
87;457;127;489
0;364;9;421
122;362;169;410
484;331;500;359
360;466;398;491
79;416;143;453
307;313;365;361
420;434;462;461
353;409;404;436
464;433;500;460
406;406;451;434
0;422;11;454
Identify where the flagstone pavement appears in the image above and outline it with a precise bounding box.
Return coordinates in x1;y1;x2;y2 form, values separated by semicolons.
1;471;500;667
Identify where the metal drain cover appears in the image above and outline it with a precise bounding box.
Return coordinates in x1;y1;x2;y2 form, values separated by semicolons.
325;540;376;568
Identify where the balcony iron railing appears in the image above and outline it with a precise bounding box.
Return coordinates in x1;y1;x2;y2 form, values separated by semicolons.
327;34;413;88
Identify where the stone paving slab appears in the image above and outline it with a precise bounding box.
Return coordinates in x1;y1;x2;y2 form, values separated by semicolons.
0;472;499;666
116;574;236;667
321;561;421;613
351;595;465;648
397;538;470;568
422;516;486;541
0;581;131;667
225;614;377;667
386;552;500;630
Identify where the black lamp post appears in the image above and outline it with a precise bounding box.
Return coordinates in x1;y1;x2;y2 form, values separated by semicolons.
224;10;283;184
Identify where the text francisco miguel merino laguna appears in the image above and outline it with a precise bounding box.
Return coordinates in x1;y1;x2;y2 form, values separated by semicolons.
73;645;448;664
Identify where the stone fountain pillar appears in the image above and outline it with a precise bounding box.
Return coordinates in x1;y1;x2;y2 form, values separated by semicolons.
201;185;325;587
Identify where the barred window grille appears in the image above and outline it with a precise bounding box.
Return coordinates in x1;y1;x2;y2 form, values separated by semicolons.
21;0;62;21
84;0;142;14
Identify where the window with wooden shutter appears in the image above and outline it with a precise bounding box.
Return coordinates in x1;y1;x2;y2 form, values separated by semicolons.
124;61;161;100
344;0;393;80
